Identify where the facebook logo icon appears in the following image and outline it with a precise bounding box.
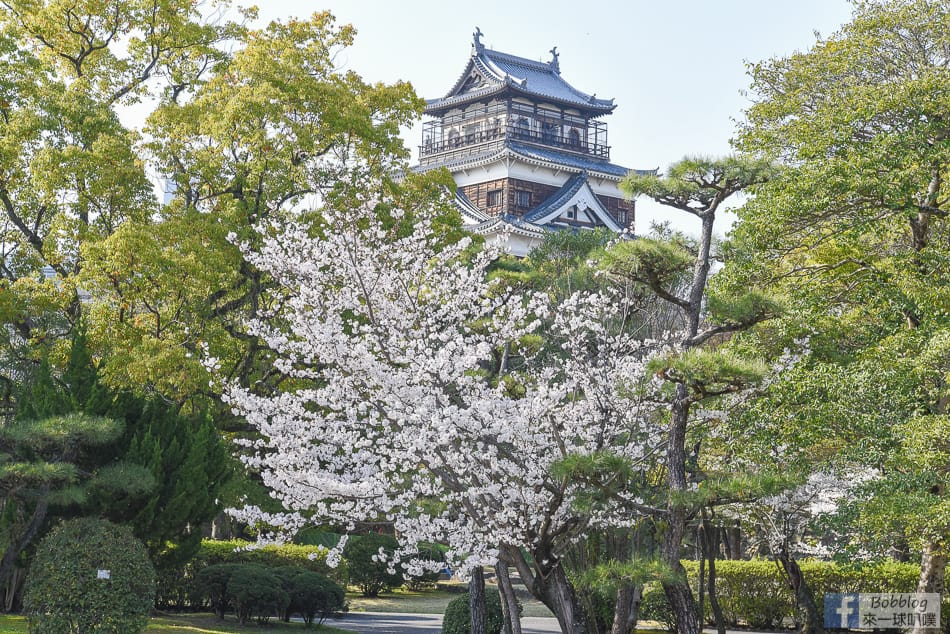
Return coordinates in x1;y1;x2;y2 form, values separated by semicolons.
824;594;860;629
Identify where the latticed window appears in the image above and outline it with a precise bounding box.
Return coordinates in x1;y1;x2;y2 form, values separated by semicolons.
487;190;503;207
568;128;581;147
515;190;531;208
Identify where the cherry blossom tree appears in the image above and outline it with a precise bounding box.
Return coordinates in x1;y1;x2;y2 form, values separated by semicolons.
723;468;876;634
220;193;672;634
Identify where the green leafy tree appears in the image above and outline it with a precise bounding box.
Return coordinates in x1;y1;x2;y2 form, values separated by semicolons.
732;4;950;631
0;328;231;606
597;156;775;634
0;1;443;412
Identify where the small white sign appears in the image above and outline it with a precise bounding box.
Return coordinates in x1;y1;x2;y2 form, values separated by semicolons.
97;569;111;580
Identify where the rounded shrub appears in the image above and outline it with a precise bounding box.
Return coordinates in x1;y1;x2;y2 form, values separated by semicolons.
441;591;505;634
195;563;244;618
290;571;346;625
343;533;403;597
23;518;156;634
226;564;289;625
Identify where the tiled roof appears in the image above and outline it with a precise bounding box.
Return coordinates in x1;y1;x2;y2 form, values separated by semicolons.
413;141;652;182
507;142;643;179
522;173;589;222
426;42;616;115
478;49;615;111
454;189;489;223
468;216;547;238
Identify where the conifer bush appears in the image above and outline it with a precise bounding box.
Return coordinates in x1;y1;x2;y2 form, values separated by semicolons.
23;518;156;634
441;591;505;634
289;571;346;625
225;564;289;625
342;534;403;597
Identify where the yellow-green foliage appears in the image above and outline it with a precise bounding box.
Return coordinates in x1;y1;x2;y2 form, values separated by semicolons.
650;349;766;395
599;239;693;291
680;559;930;628
706;290;784;327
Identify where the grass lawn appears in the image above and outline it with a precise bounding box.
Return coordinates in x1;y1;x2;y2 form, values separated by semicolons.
0;613;356;634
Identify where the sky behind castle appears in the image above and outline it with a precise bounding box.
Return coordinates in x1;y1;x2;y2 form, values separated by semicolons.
250;0;855;236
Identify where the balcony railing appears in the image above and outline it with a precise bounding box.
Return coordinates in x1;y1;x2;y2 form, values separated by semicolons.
419;124;610;165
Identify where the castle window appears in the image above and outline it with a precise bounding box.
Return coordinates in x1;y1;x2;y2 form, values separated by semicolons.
463;123;480;143
487;189;503;207
566;206;577;220
514;190;531;208
568;128;581;147
515;117;530;138
448;129;460;147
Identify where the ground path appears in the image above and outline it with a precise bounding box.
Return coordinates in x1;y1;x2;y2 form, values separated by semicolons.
330;611;561;633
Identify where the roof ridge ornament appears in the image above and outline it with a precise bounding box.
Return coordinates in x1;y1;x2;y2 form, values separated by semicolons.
549;46;560;73
473;26;484;53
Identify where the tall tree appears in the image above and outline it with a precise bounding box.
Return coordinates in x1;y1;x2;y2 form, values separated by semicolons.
0;0;244;390
0;1;431;410
734;3;950;628
222;184;676;634
599;156;775;634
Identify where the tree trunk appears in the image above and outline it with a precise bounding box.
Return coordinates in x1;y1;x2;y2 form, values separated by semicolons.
663;393;700;634
2;567;24;613
697;534;705;626
777;547;823;634
470;565;487;634
701;519;726;634
496;559;523;634
0;494;49;596
722;521;742;559
610;585;641;634
912;540;946;634
504;544;591;634
210;511;232;540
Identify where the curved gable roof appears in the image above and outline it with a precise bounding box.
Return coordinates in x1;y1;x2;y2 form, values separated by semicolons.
425;36;616;116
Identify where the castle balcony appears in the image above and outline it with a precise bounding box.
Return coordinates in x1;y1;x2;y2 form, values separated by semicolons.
418;118;610;167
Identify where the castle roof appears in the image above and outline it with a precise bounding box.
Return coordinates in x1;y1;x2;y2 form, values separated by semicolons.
425;29;616;116
415;141;653;183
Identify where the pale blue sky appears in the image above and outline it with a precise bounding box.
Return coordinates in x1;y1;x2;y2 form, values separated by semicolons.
249;1;856;234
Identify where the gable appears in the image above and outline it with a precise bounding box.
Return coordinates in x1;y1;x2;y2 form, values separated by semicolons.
527;177;622;232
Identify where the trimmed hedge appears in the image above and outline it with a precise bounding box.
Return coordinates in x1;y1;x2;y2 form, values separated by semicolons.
680;559;940;629
157;539;345;610
194;563;345;625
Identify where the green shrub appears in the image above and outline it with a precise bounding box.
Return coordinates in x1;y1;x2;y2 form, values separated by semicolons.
343;534;403;597
404;543;448;591
195;563;244;618
639;584;675;633
270;566;306;621
23;518;156;634
441;591;505;634
290;572;346;625
226;564;289;625
157;539;345;610
680;559;938;629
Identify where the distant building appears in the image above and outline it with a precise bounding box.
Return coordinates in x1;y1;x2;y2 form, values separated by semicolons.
415;28;653;256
